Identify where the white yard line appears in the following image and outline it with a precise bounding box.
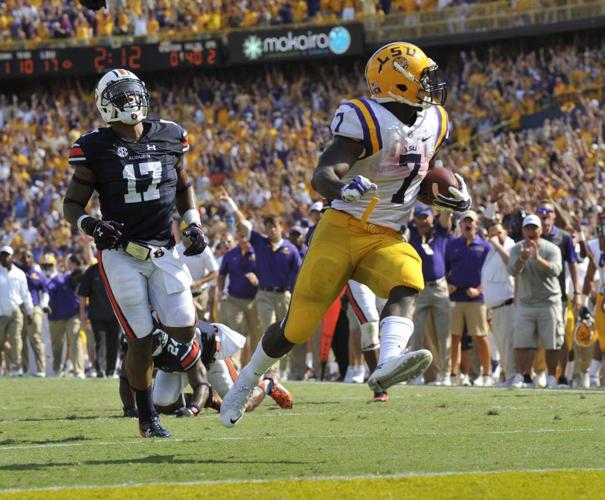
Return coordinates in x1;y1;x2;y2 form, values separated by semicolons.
2;467;605;494
0;427;597;452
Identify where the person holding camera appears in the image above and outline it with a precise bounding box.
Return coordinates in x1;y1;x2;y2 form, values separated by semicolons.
508;215;563;389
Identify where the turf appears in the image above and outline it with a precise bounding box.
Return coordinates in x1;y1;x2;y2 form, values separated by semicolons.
1;379;604;497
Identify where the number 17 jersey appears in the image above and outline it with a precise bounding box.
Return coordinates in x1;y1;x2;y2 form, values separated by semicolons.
330;98;449;232
68;119;189;243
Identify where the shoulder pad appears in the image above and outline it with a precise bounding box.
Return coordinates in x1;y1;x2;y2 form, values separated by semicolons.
331;98;382;157
159;119;189;152
67;129;100;165
433;105;450;151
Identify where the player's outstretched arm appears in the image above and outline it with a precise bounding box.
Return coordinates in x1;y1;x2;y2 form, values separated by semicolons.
312;136;368;201
177;362;211;417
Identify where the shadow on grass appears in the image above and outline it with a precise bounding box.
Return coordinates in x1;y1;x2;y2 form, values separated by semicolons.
0;435;91;446
0;455;319;470
16;414;126;422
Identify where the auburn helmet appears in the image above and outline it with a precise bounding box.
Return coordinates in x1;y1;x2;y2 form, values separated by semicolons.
95;69;149;125
574;306;597;347
365;42;447;108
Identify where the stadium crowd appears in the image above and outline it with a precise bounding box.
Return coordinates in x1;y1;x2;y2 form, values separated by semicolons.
1;34;605;393
0;0;538;45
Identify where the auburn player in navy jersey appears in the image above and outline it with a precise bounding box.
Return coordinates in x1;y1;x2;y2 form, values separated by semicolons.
63;69;207;438
152;323;293;416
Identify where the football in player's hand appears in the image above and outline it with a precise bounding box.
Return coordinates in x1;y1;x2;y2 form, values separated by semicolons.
417;167;460;206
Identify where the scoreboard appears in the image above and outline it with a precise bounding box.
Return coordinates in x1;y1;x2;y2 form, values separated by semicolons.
0;39;222;79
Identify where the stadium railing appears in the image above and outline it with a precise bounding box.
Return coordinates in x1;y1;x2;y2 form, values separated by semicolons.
365;0;605;43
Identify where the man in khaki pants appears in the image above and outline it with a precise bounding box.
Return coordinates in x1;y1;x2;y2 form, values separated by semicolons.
0;246;33;376
217;231;260;367
221;190;302;379
43;254;84;378
17;249;47;376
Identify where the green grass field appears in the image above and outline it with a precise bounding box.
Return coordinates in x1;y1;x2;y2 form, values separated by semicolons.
1;379;605;498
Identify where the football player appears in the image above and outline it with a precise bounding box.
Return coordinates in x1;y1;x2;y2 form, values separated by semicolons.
221;42;471;427
119;322;293;415
63;69;207;437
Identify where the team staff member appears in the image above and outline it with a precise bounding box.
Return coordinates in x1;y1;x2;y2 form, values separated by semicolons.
221;189;302;378
0;246;33;377
408;205;453;385
46;254;85;378
79;261;121;377
17;249;47;377
538;201;580;386
481;222;516;385
217;230;260;366
445;210;492;386
508;215;563;389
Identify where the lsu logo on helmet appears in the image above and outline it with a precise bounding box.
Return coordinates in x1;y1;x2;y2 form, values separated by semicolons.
365;42;447;109
574;306;597;347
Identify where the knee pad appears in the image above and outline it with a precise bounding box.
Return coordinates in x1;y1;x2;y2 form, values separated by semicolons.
361;321;380;351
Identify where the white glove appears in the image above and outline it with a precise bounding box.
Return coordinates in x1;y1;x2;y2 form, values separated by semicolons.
340;175;378;202
434;173;471;212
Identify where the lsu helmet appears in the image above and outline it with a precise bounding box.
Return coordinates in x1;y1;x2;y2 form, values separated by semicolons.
365;42;447;108
40;253;57;266
95;69;149;125
574;306;597;347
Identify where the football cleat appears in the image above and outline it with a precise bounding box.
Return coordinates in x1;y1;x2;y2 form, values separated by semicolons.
220;377;255;428
266;378;293;409
368;349;433;393
373;391;389;402
139;416;171;438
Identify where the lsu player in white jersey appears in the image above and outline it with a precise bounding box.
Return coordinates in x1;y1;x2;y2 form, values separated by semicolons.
582;213;605;385
221;42;472;427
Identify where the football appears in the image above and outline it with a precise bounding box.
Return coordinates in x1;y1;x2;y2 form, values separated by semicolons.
417;167;460;205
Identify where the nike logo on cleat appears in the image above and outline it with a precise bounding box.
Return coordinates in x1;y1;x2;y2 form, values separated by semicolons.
230;416;242;425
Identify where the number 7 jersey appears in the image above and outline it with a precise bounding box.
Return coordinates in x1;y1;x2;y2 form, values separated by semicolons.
68;119;189;242
330;98;449;231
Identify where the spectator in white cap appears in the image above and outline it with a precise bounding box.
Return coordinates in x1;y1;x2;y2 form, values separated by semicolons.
507;214;563;389
0;246;34;376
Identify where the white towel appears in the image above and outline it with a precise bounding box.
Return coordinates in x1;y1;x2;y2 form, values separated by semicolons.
150;247;192;295
213;323;246;360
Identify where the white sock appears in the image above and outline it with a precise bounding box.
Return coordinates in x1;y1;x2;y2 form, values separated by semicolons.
589;359;602;378
565;360;574;381
240;342;282;385
378;316;414;365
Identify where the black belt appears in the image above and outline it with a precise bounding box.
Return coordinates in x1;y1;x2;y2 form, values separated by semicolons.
491;298;514;310
259;286;287;293
425;277;445;286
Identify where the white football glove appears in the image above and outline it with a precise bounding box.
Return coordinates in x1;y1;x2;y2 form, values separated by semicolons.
340;175;378;202
433;173;472;212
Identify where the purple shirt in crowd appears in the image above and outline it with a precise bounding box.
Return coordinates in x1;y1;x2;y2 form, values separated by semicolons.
219;246;258;300
46;273;79;320
445;235;490;302
250;230;302;291
408;221;452;282
24;267;47;306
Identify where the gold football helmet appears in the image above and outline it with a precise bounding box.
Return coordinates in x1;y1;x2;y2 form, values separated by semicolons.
574;306;597;347
365;42;447;108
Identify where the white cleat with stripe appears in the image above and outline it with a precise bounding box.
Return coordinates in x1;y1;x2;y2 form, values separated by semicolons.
368;349;433;393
